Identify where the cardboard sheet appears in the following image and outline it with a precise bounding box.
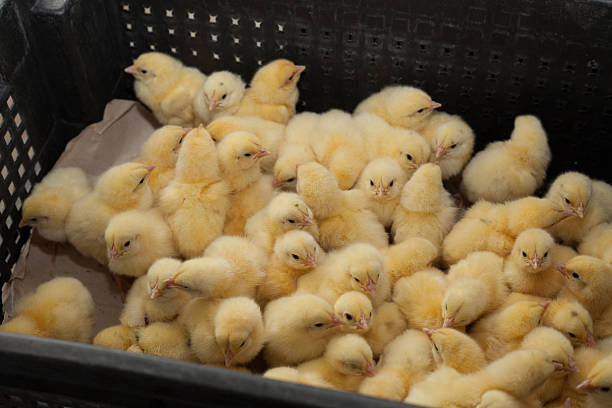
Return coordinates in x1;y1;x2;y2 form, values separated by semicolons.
2;100;158;334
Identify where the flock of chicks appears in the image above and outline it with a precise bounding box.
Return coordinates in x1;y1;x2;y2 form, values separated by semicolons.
2;52;612;408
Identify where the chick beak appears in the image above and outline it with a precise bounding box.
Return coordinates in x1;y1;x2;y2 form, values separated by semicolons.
574;204;585;219
254;146;271;159
209;91;218;111
109;248;120;261
150;286;163;299
183;127;192;132
365;278;377;297
435;145;447;160
539;300;552;311
577;378;596;393
295;65;306;75
430;101;442;110
567;358;579;373
18;219;29;228
530;255;541;269
364;362;376;377
303;253;316;268
358;316;369;330
330;314;344;328
143;164;156;174
557;264;570;278
374;185;386;197
124;65;138;75
272;177;284;189
163;275;183;289
443;316;455;328
585;330;596;347
422;328;435;339
298;213;314;228
224;345;233;368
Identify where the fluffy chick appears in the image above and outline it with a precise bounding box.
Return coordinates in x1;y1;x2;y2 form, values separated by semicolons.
461;115;551;203
579;222;612;264
297;334;375;392
391;163;458;249
263;294;343;367
541;298;595;347
442;251;508;329
546;172;612;246
125;52;206;126
216;131;274;234
263;367;333;388
503;228;570;298
382;237;439;284
244;192;318;254
194;70;245;123
93;324;138;350
356;158;407;227
296;162;388;250
158;127;230;258
335;291;374;338
424;327;487;374
574;354;612;408
235;59;305;124
20;167;90;247
105;208;178;277
134;321;197;362
393;268;447;330
0;277;94;342
257;230;321;306
475;390;536;408
65;162;154;264
363;302;408;358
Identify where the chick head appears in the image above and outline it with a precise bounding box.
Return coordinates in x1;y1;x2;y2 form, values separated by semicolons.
400;162;445;212
95;162;154;209
165;257;233;298
267;192;316;231
442;277;488;328
431;120;474;178
547;172;592;219
218;131;270;171
281;294;344;336
511;228;555;273
383;86;441;130
344;244;385;299
214;297;264;367
357;158;405;202
175;126;220;183
201;71;246;112
577;355;612;403
334;291;373;332
140;125;187;167
498;300;550;340
521;327;576;377
557;255;611;299
296;162;342;218
325;334;375;377
250;59;305;103
543;299;594;347
146;257;182;299
104;211;145;263
393;130;432;176
424;327;475;368
21;190;70;241
273;230;320;270
125;52;182;91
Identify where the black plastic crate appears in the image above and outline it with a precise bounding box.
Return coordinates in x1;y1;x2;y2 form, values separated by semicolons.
0;0;610;406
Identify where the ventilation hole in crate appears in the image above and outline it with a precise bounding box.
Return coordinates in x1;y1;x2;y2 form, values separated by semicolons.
234;55;241;63
419;43;427;53
1;166;7;179
207;14;217;23
232;17;240;26
490;52;501;62
4;251;10;263
192;50;198;56
211;34;218;42
564;63;575;73
278;44;285;51
213;52;220;60
257;60;262;66
129;41;135;48
20;130;28;144
143;6;151;14
443;46;452;56
515;56;525;65
149;44;156;51
122;3;130;12
587;60;599;73
147;25;153;33
25;179;32;193
415;63;425;73
3;130;9;144
394;40;404;50
189;31;197;38
15;196;21;210
536;79;546;89
487;72;497;81
170;47;177;54
345;32;354;43
187;11;195;20
28;146;35;159
256;40;262;48
466;49;477;58
168;28;175;35
371;37;379;47
233;36;240;44
18;164;25;177
126;23;133;31
463;69;474;80
7;95;14;110
11;147;18;161
8;182;15;195
254;20;262;28
166;9;173;18
277;24;284;32
300;27;308;36
5;214;12;229
539;59;550;71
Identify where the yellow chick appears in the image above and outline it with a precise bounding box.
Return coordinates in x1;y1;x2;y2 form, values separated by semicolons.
424;327;487;374
297;242;390;307
263;293;344;367
541;298;595;347
179;296;264;366
560;344;604;408
134;321;197;362
470;300;550;361
20;167;90;253
393;268;447;330
475;390;537;408
520;327;576;404
137;125;187;196
296;162;388;250
93;324;138;350
443;251;508;329
0;277;94;342
353;85;442;131
65;162;154;264
391;163;458;249
382;237;439;284
194;70;245;123
119;257;191;327
244;192;318;254
297;334;375;391
235;59;305;124
216;131;274;235
104;208;178;278
503;228;571;298
263;367;333;388
356;158;407;227
422;112;475;179
546;172;612;246
125;52;206;126
574;354;612;408
363;302;408;358
335;291;373;334
358;369;408;401
158;126;231;258
257;230;321;306
579;222;612;264
461;115;551;203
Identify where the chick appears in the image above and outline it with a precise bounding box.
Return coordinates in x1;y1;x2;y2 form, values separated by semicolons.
382;237;439;284
134;321;197;362
125;52;206;126
179;296;264;366
561;345;604;408
520;327;576;404
475;390;536;408
65;162;154;264
257;230;321;306
579;223;612;264
358;369;409;401
137;125;187;196
442;251;508;329
392;163;458;249
0;277;94;342
296;162;388;250
546;172;612;246
194;70;246;123
216;131;274;235
363;302;408;358
424;327;487;374
297;243;390;307
119;257;191;327
235;59;305;124
335;291;373;334
503;228;570;298
273;144;317;190
393;268;447;330
353;86;442;131
574;354;612;408
20;167;90;256
461;115;551;203
541;298;595;347
244;192;318;254
93;324;138;350
104;208;178;278
356;158;407;227
263;294;343;367
470;300;550;361
158;127;231;258
263;367;333;388
297;334;375;392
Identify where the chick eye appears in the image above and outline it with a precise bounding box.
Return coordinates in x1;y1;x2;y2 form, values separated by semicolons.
222;94;227;100
344;313;353;321
354;277;361;283
314;323;324;328
389;180;394;187
416;108;425;114
178;137;184;144
288;219;295;224
139;178;145;184
288;74;295;81
450;144;457;149
564;197;571;205
140;69;148;74
522;251;527;257
543;251;548;258
568;332;576;338
601;387;610;392
406;154;413;161
244;153;252;157
239;340;246;347
369;312;372;318
287;177;295;182
30;218;38;222
124;241;131;247
292;254;299;260
370;180;374;186
433;344;439;352
572;272;580;279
